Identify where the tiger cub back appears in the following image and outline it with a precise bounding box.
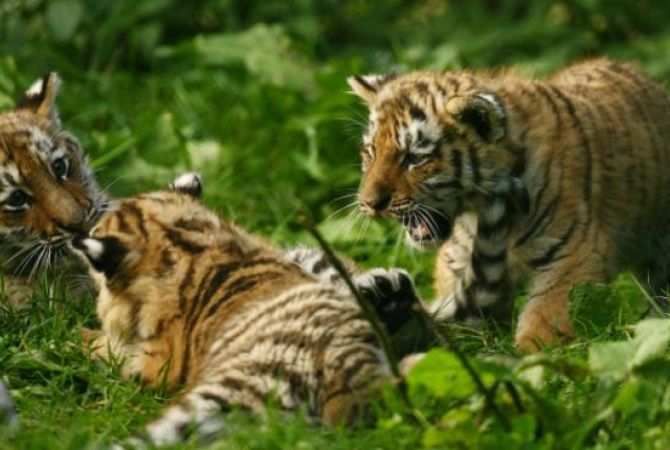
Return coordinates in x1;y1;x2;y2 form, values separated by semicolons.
72;174;414;447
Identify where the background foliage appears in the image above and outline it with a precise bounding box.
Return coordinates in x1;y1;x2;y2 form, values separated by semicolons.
2;0;670;448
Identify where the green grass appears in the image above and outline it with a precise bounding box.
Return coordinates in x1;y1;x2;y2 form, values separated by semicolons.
4;0;670;448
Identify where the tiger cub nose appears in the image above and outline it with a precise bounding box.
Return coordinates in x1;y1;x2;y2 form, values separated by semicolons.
360;194;391;213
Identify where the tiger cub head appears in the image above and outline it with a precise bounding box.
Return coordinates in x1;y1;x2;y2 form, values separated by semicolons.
348;72;523;249
0;73;105;273
71;172;205;284
70;173;217;338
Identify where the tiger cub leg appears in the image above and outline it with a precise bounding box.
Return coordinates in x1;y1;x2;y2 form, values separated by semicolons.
515;252;609;353
431;179;527;323
283;247;419;333
429;213;477;320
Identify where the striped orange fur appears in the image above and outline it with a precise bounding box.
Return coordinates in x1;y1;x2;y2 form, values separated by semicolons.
72;174;418;447
348;58;670;352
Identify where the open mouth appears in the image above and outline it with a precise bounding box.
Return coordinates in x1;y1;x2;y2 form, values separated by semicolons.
400;210;453;247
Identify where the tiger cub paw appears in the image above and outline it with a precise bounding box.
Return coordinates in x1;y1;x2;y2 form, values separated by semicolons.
283;246;342;284
354;268;419;334
169;172;202;198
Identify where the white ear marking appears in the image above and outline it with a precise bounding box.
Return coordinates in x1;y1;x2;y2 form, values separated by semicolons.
347;74;395;103
171;172;201;190
476;93;505;118
169;172;202;197
82;238;104;260
26;79;45;97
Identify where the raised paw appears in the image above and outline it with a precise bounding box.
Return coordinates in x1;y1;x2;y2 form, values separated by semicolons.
283;246;344;285
354;268;419;334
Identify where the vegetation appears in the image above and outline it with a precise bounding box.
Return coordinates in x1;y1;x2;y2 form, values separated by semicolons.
2;0;670;448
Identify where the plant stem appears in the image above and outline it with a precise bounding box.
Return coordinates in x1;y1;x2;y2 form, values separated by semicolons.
410;301;511;431
299;216;402;380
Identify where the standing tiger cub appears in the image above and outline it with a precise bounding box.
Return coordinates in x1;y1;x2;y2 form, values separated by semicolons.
71;173;419;447
348;58;670;352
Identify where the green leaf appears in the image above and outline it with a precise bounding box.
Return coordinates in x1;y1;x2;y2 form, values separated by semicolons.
589;340;637;380
631;319;670;366
46;0;84;42
407;348;476;400
589;319;670;380
163;25;316;92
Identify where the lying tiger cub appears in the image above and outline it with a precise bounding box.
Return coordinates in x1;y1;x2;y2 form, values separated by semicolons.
71;173;419;447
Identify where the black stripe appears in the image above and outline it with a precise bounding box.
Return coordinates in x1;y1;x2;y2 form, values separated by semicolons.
410;105;427;121
160;248;174;271
478;212;507;236
415;81;429;94
448;77;461;93
219;377;266;405
163;227;205;254
174;218;209;232
467;145;481;185
353;75;376;93
472;256;504;284
435;84;449;99
204;271;284;319
424;179;460;190
511;148;527;178
473;248;506;264
529;220;577;268
178;262;195;312
515;195;559;247
199;392;230;410
549;86;592;217
186;259;275;329
535;83;563;130
312;257;329;274
122;202;149;237
115;211;132;234
451;148;463;182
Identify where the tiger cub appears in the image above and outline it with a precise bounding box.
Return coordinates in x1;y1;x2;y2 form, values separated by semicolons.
0;72;105;303
71;173;418;447
348;58;670;352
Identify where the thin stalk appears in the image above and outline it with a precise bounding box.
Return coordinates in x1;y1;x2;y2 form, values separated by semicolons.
410;300;511;431
299;216;402;379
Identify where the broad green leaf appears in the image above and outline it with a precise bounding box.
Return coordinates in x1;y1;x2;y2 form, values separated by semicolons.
589;340;638;380
46;0;84;42
165;25;316;92
589;319;670;380
631;319;670;366
407;348;476;400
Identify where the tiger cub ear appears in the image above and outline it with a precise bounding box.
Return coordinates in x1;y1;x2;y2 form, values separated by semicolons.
17;72;62;129
168;172;203;198
347;74;396;103
72;236;128;279
447;92;506;143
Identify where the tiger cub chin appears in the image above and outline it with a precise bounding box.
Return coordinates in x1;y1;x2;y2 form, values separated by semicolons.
71;173;419;447
348;58;670;352
0;72;106;303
